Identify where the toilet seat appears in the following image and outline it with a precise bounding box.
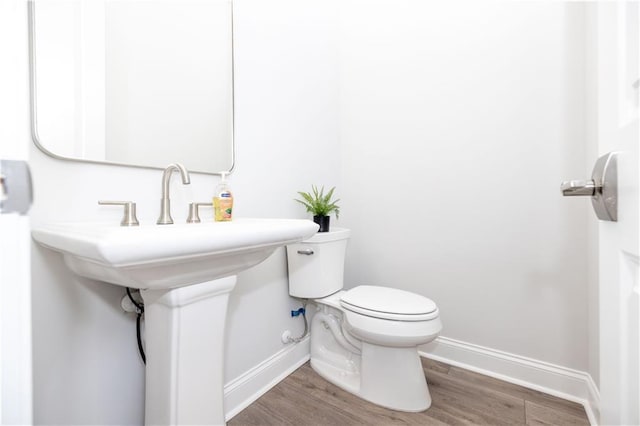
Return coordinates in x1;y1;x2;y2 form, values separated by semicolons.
340;285;439;322
315;287;442;347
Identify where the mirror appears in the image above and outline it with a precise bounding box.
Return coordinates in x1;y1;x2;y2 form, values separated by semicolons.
29;0;234;174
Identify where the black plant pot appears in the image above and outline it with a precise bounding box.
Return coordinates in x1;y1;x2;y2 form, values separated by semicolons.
313;215;330;232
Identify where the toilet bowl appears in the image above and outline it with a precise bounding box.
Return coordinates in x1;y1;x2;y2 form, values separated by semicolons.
286;228;442;412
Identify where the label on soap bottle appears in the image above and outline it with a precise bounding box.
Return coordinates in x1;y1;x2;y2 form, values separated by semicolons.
214;193;233;221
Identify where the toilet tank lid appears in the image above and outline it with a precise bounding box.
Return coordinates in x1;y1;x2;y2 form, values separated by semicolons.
340;285;437;316
303;227;351;243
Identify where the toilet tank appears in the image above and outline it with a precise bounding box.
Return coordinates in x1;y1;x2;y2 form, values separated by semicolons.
286;228;351;298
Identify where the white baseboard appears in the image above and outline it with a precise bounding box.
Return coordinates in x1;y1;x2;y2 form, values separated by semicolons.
224;336;310;421
584;373;600;426
222;334;601;425
420;336;600;425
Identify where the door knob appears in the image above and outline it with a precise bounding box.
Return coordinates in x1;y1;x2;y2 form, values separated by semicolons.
0;160;33;215
561;152;617;221
561;180;596;196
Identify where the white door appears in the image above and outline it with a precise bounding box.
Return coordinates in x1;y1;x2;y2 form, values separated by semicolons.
0;0;33;424
596;3;639;425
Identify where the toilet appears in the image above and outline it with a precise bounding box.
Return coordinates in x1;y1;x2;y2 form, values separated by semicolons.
286;228;442;412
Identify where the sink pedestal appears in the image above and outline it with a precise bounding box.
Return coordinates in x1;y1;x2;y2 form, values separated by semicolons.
141;276;237;425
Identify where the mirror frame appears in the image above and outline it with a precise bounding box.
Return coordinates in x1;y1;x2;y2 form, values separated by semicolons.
27;0;236;176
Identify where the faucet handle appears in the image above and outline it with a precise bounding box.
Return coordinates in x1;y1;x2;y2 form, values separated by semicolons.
99;201;140;227
187;202;213;224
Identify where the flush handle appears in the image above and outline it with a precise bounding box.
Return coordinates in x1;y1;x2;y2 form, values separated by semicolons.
561;152;617;221
297;249;314;255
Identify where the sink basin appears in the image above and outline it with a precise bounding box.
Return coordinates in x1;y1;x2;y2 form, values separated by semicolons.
32;218;319;289
32;217;319;425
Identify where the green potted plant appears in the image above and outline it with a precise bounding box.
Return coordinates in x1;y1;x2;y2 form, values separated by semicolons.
295;185;340;232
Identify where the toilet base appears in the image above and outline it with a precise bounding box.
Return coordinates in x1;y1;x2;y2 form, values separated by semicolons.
359;343;431;411
311;342;431;412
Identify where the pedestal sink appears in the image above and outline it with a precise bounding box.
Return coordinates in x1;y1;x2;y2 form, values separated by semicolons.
32;218;318;425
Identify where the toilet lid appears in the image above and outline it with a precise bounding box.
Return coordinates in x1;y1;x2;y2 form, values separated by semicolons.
340;285;438;321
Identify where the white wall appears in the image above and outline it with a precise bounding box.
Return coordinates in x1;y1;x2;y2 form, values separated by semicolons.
226;0;340;380
5;0;599;423
25;0;339;423
337;0;592;371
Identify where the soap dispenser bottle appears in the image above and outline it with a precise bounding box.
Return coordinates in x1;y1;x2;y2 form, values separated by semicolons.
213;172;233;221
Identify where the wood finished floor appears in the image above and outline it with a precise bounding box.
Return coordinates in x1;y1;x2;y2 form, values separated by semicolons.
229;358;590;426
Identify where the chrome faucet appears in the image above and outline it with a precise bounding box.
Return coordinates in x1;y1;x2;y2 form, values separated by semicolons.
157;163;191;225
